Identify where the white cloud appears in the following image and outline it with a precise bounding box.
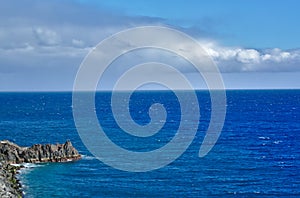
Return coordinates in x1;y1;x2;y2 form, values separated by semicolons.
200;42;300;72
72;39;85;47
0;0;299;91
33;27;60;46
1;0;297;74
236;49;260;64
0;0;166;78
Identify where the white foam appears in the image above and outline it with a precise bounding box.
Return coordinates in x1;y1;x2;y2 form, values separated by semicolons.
21;163;44;169
81;155;97;160
258;136;270;140
10;163;22;167
273;140;282;144
17;163;45;176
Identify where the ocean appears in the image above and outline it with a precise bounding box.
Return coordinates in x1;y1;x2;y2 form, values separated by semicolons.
0;90;299;197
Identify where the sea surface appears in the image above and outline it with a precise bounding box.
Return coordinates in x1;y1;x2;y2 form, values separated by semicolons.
0;90;299;197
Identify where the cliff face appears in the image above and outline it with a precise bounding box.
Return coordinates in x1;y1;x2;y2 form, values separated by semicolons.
0;163;22;198
0;140;81;164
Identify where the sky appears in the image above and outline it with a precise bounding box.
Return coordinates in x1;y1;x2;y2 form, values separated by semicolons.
0;0;300;91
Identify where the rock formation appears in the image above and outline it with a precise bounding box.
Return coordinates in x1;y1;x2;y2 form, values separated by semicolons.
0;140;81;164
0;140;81;197
0;163;23;198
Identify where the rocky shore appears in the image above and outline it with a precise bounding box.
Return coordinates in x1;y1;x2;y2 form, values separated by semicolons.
0;140;81;197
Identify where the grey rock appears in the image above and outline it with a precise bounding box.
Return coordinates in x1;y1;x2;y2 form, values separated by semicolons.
0;140;81;164
0;140;81;197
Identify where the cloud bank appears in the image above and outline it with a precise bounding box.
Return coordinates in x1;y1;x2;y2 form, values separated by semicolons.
0;0;299;90
201;42;300;72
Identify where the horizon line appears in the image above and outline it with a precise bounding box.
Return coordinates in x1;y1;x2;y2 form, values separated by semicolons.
1;88;300;93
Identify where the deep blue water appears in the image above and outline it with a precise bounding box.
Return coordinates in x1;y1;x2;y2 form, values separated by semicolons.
0;90;299;197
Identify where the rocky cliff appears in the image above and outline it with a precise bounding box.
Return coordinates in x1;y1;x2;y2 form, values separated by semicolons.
0;163;23;198
0;140;81;164
0;140;81;197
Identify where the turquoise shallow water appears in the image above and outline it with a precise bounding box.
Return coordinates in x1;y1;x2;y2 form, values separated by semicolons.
0;90;299;197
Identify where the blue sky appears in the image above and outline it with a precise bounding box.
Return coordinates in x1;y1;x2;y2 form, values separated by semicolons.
92;0;300;49
0;0;299;91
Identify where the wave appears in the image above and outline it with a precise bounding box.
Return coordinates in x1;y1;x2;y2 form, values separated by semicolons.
273;140;282;144
258;136;270;140
21;163;45;168
81;155;97;160
17;163;45;175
